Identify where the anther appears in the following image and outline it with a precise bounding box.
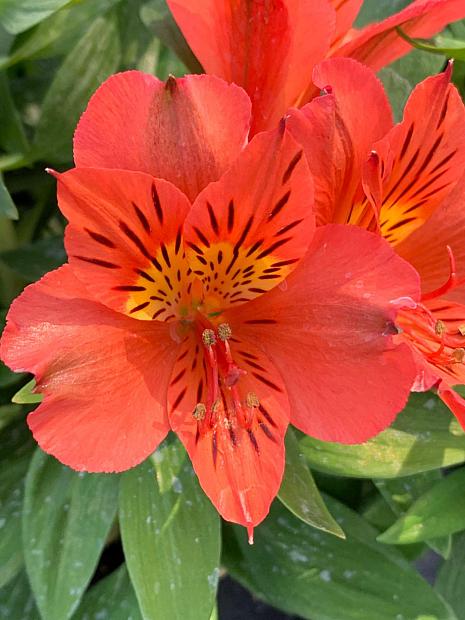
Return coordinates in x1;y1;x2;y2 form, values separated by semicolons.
246;392;260;408
459;324;465;336
193;403;206;420
435;320;446;336
453;348;465;363
202;328;216;347
217;323;232;341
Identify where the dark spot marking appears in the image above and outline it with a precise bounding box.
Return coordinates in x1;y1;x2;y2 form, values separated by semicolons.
282;150;303;184
85;228;115;248
152;183;163;224
129;301;150;314
268;190;291;221
74;256;119;269
132;202;150;233
207;202;219;235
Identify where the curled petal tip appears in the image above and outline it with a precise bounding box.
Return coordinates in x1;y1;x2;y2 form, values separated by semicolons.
322;84;332;95
45;168;59;178
165;74;177;93
247;524;254;545
445;59;454;79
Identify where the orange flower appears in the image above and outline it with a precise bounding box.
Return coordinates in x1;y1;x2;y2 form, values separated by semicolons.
166;0;465;134
287;58;465;425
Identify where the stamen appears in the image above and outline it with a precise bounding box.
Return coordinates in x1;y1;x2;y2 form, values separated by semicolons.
217;323;232;341
453;348;465;363
435;320;446;336
459;325;465;336
422;246;465;302
202;328;216;347
246;392;260;408
193;403;206;420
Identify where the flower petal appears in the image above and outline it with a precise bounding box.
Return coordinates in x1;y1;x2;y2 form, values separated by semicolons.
73;72;251;201
438;383;465;430
168;331;289;530
184;125;315;310
330;0;363;43
287;58;392;226
227;224;421;443
56;168;193;321
335;0;465;71
396;172;465;305
167;0;335;134
363;65;465;247
0;266;176;472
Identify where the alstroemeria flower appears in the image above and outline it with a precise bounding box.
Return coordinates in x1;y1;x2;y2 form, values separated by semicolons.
0;75;420;534
286;58;465;425
166;0;465;134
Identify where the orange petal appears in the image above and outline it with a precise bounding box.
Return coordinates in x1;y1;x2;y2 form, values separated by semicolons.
287;58;392;226
227;224;420;444
0;266;176;472
364;65;465;246
330;0;363;44
167;0;335;134
56;168;193;321
74;72;251;201
184;125;315;310
168;331;289;529
335;0;465;71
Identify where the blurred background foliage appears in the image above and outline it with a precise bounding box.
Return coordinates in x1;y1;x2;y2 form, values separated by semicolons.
1;1;465;619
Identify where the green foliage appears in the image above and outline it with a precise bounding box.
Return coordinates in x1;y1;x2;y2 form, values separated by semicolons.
23;451;119;620
278;427;345;538
302;393;465;478
119;438;221;620
224;500;456;620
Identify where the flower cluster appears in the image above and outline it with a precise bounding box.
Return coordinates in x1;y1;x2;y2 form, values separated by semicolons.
2;0;465;539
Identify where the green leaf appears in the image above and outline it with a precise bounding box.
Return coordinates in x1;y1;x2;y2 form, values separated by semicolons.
139;0;202;73
0;571;40;619
73;565;142;620
119;438;221;620
223;499;456;620
0;0;121;69
278;427;345;538
302;392;465;478
378;467;465;545
436;531;465;620
0;236;65;282
0;176;17;220
0;0;72;34
12;379;43;405
390;48;445;86
378;67;411;122
33;12;121;163
0;419;35;588
23;450;119;620
0;73;28;153
375;472;451;557
396;27;465;60
0;404;22;432
355;0;411;27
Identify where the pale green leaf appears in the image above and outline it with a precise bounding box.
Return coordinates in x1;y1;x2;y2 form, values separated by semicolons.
278;427;344;538
12;379;42;405
23;450;119;620
436;531;465;620
302;392;465;478
0;0;71;34
378;467;465;545
119;438;221;620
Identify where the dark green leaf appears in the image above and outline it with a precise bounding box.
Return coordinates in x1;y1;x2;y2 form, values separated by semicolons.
12;379;43;405
375;472;451;557
0;0;121;69
0;0;72;35
223;499;456;620
302;392;465;478
73;565;142;620
436;531;465;619
139;0;202;73
0;176;17;220
23;450;119;620
119;438;221;620
278;427;344;538
0;571;39;619
0;236;65;282
0;419;35;588
355;0;411;27
378;467;465;545
378;67;411;121
33;12;121;162
0;73;28;153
